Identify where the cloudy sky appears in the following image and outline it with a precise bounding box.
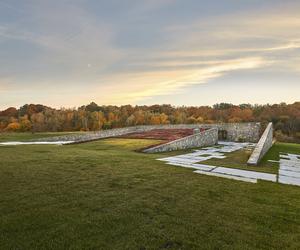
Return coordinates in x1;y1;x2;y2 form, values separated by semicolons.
0;0;300;109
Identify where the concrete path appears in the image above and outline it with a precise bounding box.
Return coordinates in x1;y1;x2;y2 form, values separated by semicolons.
157;142;300;186
0;141;74;146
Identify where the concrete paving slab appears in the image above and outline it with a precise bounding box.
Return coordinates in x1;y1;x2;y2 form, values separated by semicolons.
212;167;277;182
166;162;214;171
175;155;211;161
278;152;300;186
166;158;199;164
211;156;226;159
194;170;257;183
156;141;299;185
157;157;178;162
190;163;216;171
280;166;300;173
279;160;300;167
279;170;300;178
287;153;300;158
280;155;300;161
278;175;300;186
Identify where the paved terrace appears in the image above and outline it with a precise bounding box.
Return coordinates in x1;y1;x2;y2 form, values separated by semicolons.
158;142;300;186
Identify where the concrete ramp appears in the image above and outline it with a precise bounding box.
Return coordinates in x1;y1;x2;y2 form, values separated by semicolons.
247;122;273;166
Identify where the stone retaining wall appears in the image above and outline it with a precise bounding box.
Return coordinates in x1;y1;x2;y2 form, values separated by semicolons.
34;122;260;143
143;128;218;153
34;126;142;143
211;123;260;142
247;122;273;165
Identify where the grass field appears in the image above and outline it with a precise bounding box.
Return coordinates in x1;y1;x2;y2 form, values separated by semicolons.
0;132;84;142
1;135;300;249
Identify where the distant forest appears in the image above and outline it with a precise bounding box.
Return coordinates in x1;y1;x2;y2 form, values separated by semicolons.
0;102;299;143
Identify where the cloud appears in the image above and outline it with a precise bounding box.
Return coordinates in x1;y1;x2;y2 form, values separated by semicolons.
161;6;300;59
130;0;175;13
0;2;123;76
92;5;300;104
0;77;14;93
103;6;300;104
261;42;300;52
0;0;299;108
98;57;268;104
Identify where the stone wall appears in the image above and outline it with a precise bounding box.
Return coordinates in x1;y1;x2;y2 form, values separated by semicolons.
210;123;261;142
247;122;273;165
34;126;143;143
143;128;218;153
137;123;260;142
34;122;261;143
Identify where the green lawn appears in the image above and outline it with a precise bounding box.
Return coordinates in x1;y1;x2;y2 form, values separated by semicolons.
0;132;85;142
1;136;300;249
260;142;300;164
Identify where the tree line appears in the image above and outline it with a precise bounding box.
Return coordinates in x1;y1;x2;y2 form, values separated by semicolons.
0;102;299;143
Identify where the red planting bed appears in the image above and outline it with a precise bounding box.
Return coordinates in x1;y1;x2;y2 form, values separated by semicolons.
119;128;194;141
119;128;197;151
119;128;207;151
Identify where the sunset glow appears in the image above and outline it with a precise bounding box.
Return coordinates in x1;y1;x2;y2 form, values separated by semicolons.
0;0;299;108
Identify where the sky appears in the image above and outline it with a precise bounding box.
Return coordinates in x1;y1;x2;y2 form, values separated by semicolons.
0;0;300;109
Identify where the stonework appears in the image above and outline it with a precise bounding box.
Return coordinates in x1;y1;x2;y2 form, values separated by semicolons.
247;122;273;165
35;122;261;144
210;122;261;142
143;128;218;153
34;126;141;143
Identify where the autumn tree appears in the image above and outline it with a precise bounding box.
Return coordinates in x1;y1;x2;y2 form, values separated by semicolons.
19;115;32;131
31;112;45;132
5;122;21;131
0;102;299;143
